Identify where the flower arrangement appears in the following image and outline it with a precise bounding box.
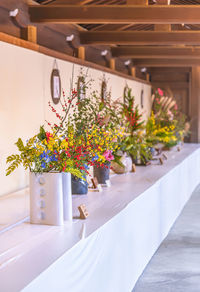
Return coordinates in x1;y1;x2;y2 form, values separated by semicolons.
117;88;152;164
6;125;93;178
121;88;143;134
69;87;123;166
149;88;190;148
86;125;121;166
146;112;178;148
6;88;93;179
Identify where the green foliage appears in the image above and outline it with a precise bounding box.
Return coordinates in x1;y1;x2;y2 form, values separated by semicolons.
6;154;22;176
120;88;144;134
16;138;25;152
120;134;152;164
37;126;46;141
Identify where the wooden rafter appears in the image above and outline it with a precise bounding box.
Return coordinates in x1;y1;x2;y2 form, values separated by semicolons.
80;31;200;45
111;46;200;58
29;5;200;24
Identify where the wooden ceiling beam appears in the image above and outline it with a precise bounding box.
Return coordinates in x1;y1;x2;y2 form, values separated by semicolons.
154;0;171;32
29;5;200;24
80;31;200;45
111;46;200;59
92;0;148;31
133;59;200;67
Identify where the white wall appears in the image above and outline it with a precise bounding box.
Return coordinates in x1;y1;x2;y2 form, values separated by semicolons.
0;41;151;197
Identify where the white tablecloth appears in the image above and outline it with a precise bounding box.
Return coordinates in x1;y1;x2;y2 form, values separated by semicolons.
1;144;200;292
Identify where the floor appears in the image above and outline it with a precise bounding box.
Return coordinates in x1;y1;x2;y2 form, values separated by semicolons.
133;184;200;292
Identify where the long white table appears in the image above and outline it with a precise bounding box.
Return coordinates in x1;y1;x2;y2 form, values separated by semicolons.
1;144;200;292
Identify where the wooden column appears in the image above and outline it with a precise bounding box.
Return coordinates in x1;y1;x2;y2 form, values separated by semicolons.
154;0;171;32
78;46;85;60
131;67;136;77
190;67;200;143
146;73;150;82
20;26;37;43
109;58;115;70
127;0;148;5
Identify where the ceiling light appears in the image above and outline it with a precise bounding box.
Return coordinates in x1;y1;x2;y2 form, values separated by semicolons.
101;50;108;56
9;9;19;17
66;34;74;42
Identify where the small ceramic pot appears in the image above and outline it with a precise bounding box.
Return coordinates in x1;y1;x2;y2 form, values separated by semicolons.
111;153;132;174
72;175;88;195
93;162;111;184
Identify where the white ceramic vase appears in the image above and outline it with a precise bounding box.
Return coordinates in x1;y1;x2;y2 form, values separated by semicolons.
30;172;72;226
62;172;72;222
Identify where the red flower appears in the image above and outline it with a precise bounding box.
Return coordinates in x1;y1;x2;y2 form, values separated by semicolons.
157;88;164;96
46;132;52;143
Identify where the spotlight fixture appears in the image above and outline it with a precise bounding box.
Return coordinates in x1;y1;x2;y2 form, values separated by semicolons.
9;8;23;29
66;34;76;56
101;50;109;67
124;60;131;67
9;8;19;17
141;67;147;73
101;50;108;56
66;34;74;42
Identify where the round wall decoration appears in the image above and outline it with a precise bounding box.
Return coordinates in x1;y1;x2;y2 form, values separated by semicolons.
123;84;129;105
51;68;61;105
101;80;107;102
141;89;144;109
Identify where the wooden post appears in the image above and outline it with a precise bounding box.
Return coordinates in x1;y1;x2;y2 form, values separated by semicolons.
127;0;148;5
146;73;150;82
131;67;136;77
109;58;115;70
190;67;200;143
20;26;37;43
78;46;85;60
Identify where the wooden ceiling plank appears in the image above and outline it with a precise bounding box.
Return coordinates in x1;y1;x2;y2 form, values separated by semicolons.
48;0;92;5
133;58;200;67
111;46;200;58
29;5;200;24
156;0;171;4
126;0;148;5
80;31;200;45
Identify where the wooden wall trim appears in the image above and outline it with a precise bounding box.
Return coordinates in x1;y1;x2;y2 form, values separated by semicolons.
0;32;150;85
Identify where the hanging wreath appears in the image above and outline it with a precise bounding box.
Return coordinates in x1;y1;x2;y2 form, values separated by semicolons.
50;60;61;105
77;76;86;101
101;80;107;102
